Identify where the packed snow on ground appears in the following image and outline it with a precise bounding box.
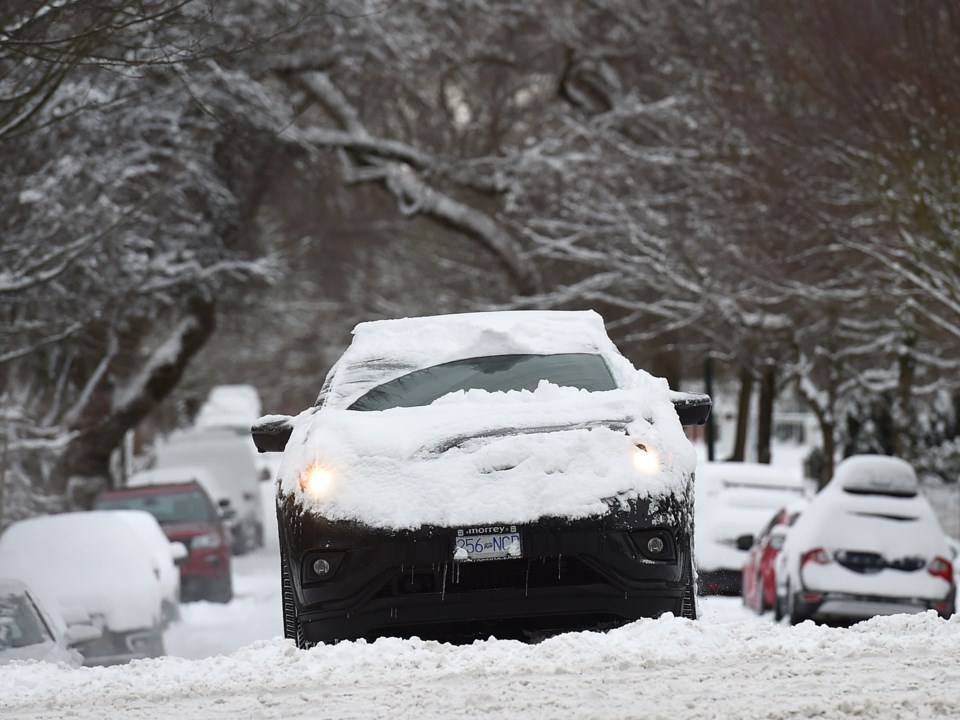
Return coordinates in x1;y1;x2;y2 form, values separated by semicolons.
1;610;958;719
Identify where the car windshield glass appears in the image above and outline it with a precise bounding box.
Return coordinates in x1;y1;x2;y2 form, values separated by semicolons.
95;490;214;524
0;593;52;649
349;353;617;411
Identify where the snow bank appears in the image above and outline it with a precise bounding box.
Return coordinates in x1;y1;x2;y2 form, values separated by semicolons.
1;613;958;719
279;381;695;529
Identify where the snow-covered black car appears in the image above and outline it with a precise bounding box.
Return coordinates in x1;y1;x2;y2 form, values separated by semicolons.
254;311;710;646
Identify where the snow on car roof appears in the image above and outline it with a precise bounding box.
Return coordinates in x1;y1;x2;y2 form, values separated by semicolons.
0;512;162;632
831;455;918;496
324;310;637;408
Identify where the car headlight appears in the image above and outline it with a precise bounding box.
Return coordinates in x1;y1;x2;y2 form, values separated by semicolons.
192;531;222;549
298;464;334;497
631;442;660;475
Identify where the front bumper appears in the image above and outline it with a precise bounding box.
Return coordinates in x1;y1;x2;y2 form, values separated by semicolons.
77;627;164;666
281;493;693;643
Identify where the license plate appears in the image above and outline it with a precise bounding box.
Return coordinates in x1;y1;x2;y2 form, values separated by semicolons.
454;526;522;562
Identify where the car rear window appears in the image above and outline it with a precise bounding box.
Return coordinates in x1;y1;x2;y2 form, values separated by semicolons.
95;490;214;524
348;353;617;411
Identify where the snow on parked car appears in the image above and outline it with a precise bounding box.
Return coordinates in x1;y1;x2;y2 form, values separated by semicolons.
694;462;809;595
0;512;168;665
153;429;265;554
95;479;233;603
103;510;185;624
777;455;956;625
0;579;100;667
252;310;711;645
193;384;275;482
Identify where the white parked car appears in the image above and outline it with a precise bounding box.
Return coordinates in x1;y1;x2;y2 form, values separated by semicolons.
0;512;168;665
153;429;264;554
777;455;956;624
694;462;809;594
0;579;100;667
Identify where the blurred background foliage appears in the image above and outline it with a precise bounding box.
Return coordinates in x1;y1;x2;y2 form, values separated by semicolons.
2;0;959;524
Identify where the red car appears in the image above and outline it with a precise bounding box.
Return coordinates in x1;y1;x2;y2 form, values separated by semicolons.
95;482;233;603
741;508;794;614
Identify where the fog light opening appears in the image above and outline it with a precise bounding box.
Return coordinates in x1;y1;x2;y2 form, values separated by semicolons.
647;537;665;555
312;558;332;576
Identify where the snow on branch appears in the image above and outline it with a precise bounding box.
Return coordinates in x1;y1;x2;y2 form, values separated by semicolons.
296;71;541;295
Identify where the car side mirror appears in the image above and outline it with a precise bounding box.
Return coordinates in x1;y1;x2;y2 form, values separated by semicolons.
64;623;101;646
251;415;294;453
735;534;755;551
169;541;189;566
671;392;712;426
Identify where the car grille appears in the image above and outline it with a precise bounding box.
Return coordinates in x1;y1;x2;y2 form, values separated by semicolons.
375;556;607;598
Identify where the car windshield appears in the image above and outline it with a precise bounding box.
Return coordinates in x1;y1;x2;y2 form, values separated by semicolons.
95;490;214;524
349;353;617;411
0;593;51;650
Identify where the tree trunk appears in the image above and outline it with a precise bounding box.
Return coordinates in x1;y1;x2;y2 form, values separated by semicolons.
893;334;916;457
756;363;776;464
51;295;216;508
820;419;836;489
727;366;754;462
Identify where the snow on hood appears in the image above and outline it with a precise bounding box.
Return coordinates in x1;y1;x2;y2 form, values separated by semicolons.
279;380;695;529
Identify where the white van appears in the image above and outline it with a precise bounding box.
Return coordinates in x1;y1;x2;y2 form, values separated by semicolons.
152;429;264;554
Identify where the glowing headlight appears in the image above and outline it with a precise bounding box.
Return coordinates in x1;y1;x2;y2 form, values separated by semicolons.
299;464;334;497
631;442;660;475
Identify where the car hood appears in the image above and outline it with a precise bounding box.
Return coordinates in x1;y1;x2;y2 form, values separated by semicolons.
279;382;696;530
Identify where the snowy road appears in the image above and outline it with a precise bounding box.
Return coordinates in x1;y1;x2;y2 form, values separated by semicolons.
3;483;959;719
2;605;958;719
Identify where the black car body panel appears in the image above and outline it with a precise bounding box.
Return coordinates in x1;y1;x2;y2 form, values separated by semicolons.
278;490;695;643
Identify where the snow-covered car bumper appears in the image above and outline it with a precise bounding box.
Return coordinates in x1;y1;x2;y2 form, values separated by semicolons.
281;495;694;643
75;626;164;666
792;590;954;622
